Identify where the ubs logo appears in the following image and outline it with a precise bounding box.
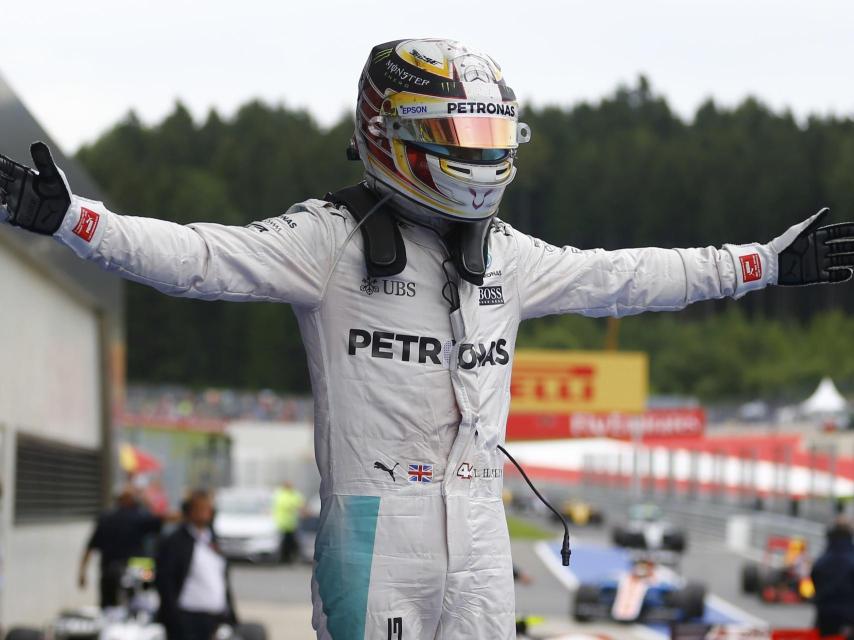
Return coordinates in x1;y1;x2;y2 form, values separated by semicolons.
360;278;379;296
360;278;416;297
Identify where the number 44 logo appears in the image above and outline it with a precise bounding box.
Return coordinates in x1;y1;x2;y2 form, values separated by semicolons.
387;617;402;639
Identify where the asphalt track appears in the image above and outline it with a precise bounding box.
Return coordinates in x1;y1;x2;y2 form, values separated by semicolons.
230;517;815;639
521;522;814;639
537;539;765;637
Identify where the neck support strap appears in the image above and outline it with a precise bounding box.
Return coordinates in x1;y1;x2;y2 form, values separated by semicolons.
326;183;491;286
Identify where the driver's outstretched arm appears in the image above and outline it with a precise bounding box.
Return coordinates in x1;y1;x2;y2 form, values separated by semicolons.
1;143;338;307
513;209;853;320
56;195;338;306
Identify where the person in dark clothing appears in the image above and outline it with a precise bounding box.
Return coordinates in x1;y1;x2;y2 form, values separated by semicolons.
79;487;164;607
810;518;854;638
512;564;533;585
156;490;237;640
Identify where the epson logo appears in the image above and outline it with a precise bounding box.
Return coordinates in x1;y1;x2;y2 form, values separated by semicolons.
447;102;516;117
479;286;504;306
347;329;509;369
399;105;428;115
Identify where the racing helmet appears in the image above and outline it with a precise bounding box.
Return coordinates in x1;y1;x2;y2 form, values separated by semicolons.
352;38;531;222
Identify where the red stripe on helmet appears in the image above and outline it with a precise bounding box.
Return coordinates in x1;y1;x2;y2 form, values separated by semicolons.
405;144;438;192
361;79;385;111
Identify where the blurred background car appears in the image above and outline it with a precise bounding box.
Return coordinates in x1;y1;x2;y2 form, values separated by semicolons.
741;536;814;604
573;554;705;624
551;499;605;527
612;504;687;552
214;488;279;564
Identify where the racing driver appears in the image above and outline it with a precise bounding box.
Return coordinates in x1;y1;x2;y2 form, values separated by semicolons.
2;38;854;640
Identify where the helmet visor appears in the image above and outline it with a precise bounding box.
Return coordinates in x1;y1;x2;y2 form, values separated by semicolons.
384;115;521;149
409;142;511;164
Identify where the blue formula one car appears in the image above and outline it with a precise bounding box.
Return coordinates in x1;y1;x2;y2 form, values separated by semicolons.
573;555;706;624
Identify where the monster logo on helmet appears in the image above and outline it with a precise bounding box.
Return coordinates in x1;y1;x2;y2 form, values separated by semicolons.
352;38;532;224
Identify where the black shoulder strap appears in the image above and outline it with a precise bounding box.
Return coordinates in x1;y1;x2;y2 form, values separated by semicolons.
447;218;491;286
325;183;492;286
325;183;407;278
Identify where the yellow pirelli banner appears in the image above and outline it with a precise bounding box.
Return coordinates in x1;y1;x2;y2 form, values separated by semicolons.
510;350;648;414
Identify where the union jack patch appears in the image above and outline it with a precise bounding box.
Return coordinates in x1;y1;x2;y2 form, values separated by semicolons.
408;464;433;483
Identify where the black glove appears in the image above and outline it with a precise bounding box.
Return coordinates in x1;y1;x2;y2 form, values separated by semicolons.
0;141;71;235
777;208;854;285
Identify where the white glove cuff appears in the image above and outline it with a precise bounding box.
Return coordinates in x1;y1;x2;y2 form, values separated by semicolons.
54;195;109;258
723;242;776;298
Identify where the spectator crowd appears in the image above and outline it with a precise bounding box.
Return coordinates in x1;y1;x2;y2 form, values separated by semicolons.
122;385;314;428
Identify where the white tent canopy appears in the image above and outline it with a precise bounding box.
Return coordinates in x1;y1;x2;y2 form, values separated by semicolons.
800;377;848;415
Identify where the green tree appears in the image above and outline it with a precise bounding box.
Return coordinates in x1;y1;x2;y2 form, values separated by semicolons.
75;82;854;399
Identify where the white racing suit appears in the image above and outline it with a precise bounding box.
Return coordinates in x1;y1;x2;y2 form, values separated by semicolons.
51;194;773;639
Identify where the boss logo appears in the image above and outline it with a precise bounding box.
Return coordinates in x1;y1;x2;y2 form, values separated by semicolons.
479;285;504;306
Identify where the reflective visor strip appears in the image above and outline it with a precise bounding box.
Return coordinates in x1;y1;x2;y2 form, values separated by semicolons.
385;116;519;149
314;495;380;640
409;141;511;164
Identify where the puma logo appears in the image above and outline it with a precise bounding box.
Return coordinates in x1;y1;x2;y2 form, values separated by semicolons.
373;461;400;482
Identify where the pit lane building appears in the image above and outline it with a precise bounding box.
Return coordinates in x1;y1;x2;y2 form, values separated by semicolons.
0;73;123;629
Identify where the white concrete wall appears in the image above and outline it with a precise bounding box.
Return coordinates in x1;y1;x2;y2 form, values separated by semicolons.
0;245;102;627
4;518;99;624
0;247;101;447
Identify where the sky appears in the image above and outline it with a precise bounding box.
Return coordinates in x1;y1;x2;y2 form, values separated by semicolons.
3;0;854;153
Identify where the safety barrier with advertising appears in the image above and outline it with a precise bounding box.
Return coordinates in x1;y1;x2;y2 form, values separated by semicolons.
510;349;648;415
506;349;705;441
670;625;845;640
506;407;706;441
